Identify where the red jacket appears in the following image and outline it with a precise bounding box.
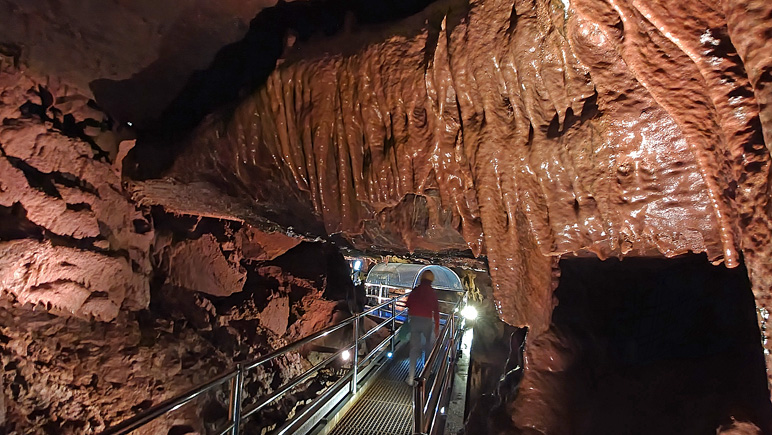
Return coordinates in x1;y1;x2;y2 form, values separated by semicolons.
406;279;440;330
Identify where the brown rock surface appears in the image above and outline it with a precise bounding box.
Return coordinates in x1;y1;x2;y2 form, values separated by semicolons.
165;233;247;297
1;236;351;433
0;299;231;435
0;239;140;321
235;225;302;262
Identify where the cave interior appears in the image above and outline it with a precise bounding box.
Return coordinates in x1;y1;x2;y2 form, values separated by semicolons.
1;0;772;433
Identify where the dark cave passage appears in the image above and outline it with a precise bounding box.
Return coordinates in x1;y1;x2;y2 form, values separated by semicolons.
553;255;772;433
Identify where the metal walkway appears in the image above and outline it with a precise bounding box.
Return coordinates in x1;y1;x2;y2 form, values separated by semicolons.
99;293;468;435
327;344;415;435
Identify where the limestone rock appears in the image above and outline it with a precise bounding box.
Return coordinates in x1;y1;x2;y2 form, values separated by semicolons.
166;234;247;297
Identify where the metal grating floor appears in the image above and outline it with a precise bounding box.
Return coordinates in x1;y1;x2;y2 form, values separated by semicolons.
328;345;424;435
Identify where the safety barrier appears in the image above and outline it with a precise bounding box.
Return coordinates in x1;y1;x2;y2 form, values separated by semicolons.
100;294;410;435
413;294;467;435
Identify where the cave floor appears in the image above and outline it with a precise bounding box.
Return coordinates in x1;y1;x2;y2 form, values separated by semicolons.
328;344;414;435
326;329;471;435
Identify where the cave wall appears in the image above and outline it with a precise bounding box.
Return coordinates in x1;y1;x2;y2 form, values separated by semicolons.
0;65;153;321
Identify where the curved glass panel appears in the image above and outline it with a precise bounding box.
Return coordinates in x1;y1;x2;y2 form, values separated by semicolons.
365;263;464;291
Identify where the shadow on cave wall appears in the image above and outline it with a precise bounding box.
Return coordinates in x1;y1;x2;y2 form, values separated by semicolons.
118;0;442;180
553;255;772;433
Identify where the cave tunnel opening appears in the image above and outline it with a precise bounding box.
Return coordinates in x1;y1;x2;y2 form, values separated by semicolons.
553;254;772;433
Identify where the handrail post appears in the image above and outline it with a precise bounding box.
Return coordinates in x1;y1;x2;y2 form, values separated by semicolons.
390;298;396;355
413;378;425;434
229;364;243;435
352;316;360;394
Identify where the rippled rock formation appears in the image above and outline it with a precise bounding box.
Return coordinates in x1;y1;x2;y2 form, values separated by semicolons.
0;62;357;433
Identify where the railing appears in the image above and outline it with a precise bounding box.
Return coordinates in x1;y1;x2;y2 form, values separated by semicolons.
413;294;467;435
100;294;410;435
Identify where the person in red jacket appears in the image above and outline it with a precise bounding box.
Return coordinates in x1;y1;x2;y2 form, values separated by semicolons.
405;270;440;386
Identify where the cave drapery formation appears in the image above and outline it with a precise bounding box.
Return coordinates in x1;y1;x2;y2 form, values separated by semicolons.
145;0;772;359
2;0;772;433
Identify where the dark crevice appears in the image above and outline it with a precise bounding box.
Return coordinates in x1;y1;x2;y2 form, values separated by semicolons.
1;144;99;198
546;112;561;138
132;218;152;235
4;155;62;199
65;202;92;212
422;13;445;70
18;85;112;162
552;255;772;432
51;171;99;196
45;231;106;254
0;203;44;241
580;90;600;121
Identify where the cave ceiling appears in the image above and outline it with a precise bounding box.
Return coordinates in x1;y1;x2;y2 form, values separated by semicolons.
0;0;278;126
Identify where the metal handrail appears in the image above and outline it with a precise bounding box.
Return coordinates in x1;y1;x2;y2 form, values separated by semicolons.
99;370;238;435
100;293;410;435
241;344;351;420
413;294;468;435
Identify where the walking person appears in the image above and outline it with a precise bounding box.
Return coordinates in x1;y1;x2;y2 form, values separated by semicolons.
405;270;441;386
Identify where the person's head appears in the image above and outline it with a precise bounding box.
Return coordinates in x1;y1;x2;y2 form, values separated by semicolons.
421;270;434;283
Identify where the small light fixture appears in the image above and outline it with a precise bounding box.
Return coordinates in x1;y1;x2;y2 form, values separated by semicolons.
342;350;351;361
353;260;362;271
461;305;478;320
440;407;446;415
127;121;133;127
387;352;393;358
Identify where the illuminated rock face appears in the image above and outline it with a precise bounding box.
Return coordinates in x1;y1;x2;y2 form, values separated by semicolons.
0;63;353;433
1;0;771;431
0;68;153;321
163;0;771;340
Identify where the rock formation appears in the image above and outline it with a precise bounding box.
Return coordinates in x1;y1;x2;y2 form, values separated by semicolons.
0;66;153;321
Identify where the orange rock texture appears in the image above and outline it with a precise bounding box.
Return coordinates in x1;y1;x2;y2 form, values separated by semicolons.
0;62;355;433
